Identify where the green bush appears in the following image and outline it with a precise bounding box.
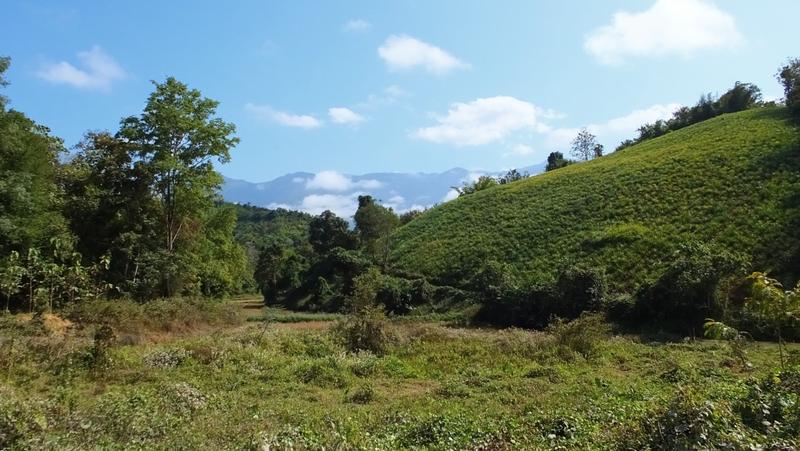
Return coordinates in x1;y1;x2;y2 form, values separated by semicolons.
547;312;610;359
331;305;391;355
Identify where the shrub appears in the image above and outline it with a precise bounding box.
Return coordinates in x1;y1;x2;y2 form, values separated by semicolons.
345;383;376;404
635;242;747;333
547;312;610;359
331;304;391;355
736;367;800;438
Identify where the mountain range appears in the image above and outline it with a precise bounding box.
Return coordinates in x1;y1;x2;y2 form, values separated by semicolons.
221;163;545;217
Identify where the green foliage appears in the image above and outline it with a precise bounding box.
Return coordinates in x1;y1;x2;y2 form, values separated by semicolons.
332;268;392;354
547;312;610;359
617;81;764;150
308;210;356;254
392;108;800;314
777;57;800;118
743;272;800;366
704;319;751;367
452;175;498;197
353;195;398;266
635;241;747;331
545;151;572;171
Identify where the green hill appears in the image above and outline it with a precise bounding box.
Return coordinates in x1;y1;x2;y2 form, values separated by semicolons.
390;107;800;291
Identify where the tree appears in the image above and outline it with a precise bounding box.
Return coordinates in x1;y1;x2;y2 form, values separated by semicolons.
777;57;800;117
354;195;399;267
498;169;528;185
0;251;23;312
716;81;762;113
743;272;800;368
0;56;9;109
308;210;356;254
0;59;69;259
593;144;604;158
118;78;239;296
453;175;498;196
545;151;571;171
571;128;598;161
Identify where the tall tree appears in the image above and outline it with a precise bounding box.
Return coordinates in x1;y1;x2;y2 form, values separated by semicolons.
354;196;399;267
118;78;239;296
571;128;598;161
777;57;800;117
545;151;571;171
308;210;356;255
0;57;69;258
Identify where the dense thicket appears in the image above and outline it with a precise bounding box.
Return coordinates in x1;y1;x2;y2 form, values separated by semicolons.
0;59;249;310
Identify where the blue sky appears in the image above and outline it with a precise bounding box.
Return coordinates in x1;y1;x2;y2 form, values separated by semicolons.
2;0;798;183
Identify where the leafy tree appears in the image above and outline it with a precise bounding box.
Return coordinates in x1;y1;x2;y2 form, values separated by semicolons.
571;128;598;161
453;175;498;196
354;195;399;267
399;209;423;225
497;169;528;185
716;82;762;113
545;151;571;171
118;77;239;296
62;132;156;290
308;210;356;254
593;144;604;158
0;59;69;259
0;56;9;109
743;272;800;368
777;57;800;117
0;251;23;312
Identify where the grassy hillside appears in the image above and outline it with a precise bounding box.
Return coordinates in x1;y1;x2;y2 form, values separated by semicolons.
391;108;800;291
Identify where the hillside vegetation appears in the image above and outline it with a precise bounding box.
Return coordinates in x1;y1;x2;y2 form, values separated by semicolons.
391;108;800;292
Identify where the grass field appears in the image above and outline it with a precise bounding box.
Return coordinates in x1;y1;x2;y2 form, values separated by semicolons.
1;303;798;450
391;107;800;290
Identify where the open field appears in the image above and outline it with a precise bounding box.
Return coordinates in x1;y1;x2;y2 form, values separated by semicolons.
1;302;798;450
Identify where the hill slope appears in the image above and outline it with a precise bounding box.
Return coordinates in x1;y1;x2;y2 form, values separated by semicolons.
390;108;800;291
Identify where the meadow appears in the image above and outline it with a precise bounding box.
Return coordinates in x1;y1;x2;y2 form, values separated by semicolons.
1;300;798;450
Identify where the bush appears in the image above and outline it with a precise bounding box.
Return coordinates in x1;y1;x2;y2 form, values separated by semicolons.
345;383;376;404
331;305;391;354
635;242;747;333
547;312;610;359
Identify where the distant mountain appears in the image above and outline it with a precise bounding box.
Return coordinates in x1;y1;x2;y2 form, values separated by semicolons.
220;163;545;217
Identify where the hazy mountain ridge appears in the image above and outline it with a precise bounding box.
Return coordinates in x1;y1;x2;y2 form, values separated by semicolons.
221;163;546;215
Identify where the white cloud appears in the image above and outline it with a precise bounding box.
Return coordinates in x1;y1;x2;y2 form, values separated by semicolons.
305;170;382;192
37;46;126;91
442;189;460;202
378;35;469;75
245;103;322;129
328;107;366;124
357;85;410;110
546;103;682;149
504;144;536;157
413;96;552;147
270;192;363;217
600;103;683;134
344;19;372;32
585;0;742;65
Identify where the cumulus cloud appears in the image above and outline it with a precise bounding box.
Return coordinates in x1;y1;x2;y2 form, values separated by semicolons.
36;46;126;91
305;170;382;192
245;103;322;129
413;96;553;147
442;189;460;202
270;193;363;217
378;35;469;75
504;144;536;157
546;103;682;149
585;0;742;65
344;19;372;32
328;107;366;124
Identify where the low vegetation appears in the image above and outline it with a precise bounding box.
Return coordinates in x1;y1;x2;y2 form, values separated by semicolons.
1;309;798;449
